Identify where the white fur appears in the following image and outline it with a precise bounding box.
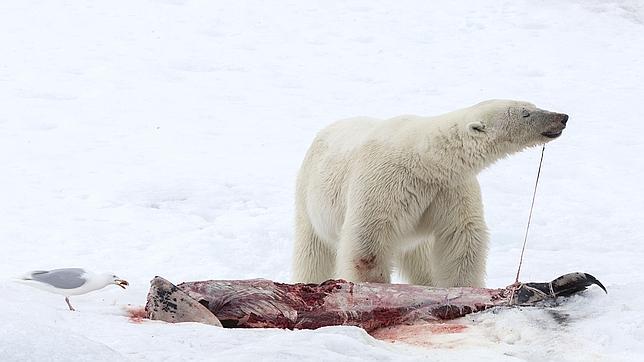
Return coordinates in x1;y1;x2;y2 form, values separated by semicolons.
293;100;566;287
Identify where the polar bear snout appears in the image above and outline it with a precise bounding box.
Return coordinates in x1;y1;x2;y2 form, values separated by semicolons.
540;112;568;139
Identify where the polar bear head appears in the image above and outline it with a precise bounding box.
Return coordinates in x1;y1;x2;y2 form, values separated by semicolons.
465;100;568;154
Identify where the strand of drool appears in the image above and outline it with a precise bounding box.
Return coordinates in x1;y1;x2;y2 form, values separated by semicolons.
514;144;546;283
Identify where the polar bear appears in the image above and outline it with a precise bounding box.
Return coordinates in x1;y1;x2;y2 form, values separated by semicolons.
292;100;568;287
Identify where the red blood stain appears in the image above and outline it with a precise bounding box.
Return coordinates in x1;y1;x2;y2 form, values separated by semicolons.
371;322;467;347
356;255;377;271
125;306;148;323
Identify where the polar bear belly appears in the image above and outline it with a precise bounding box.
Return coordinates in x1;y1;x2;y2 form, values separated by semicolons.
307;203;343;247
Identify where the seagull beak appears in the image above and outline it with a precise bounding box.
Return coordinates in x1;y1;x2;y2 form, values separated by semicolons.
114;279;129;289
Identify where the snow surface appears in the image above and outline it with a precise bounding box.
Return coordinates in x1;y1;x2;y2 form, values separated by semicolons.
1;0;643;360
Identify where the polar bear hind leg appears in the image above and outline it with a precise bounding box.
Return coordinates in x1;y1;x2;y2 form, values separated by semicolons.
292;211;335;284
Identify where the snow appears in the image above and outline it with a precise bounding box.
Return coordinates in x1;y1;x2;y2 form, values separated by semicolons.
1;0;643;360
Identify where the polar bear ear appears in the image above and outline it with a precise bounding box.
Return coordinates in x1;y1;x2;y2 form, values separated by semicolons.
467;121;486;133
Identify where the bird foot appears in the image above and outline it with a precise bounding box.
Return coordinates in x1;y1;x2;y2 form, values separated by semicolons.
65;297;76;311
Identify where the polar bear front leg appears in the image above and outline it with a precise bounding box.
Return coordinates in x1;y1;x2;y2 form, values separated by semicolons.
336;230;391;283
399;238;435;286
430;181;489;288
334;167;427;283
335;223;394;283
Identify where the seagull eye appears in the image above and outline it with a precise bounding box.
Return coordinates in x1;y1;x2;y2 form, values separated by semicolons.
522;109;530;118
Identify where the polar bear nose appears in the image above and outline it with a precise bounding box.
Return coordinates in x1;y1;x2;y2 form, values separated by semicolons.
559;114;569;126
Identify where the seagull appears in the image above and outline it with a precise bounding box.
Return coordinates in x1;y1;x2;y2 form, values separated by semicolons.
17;268;129;311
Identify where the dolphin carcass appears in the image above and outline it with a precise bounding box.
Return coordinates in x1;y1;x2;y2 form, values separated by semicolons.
145;273;606;332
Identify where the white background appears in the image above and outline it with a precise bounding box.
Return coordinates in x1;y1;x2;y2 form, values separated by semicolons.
1;1;642;360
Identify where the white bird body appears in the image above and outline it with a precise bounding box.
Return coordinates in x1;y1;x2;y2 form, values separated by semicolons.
17;268;128;310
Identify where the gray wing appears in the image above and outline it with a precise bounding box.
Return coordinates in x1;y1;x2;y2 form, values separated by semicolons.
29;268;87;289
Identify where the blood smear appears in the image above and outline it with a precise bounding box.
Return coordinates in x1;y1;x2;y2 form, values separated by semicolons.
370;322;467;347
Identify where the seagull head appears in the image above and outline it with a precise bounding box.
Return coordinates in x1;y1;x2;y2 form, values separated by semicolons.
109;274;129;289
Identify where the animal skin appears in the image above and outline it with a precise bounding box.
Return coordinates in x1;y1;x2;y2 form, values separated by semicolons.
145;272;605;332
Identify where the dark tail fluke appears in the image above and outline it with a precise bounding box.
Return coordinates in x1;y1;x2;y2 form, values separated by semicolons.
513;272;607;305
549;272;607;297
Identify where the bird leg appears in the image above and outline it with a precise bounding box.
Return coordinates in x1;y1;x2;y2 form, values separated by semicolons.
65;296;76;311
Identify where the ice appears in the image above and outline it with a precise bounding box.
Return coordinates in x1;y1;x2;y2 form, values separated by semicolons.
1;0;643;360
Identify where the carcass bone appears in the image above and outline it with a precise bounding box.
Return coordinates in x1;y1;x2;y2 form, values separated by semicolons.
145;273;606;332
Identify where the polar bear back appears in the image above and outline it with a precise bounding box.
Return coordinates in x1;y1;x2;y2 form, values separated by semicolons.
298;115;434;245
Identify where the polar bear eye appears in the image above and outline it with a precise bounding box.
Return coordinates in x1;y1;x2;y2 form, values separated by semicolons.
521;109;530;118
